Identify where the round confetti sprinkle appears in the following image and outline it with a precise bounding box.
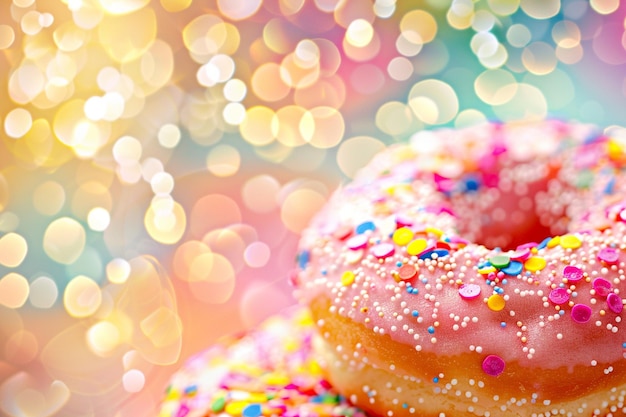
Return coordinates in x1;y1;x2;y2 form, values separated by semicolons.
598;247;620;265
341;271;356;286
487;294;506;312
482;354;505;376
347;234;369;250
607;293;624;314
563;265;584;283
524;256;546;272
459;283;481;300
371;243;395;259
571;304;592;324
397;264;417;281
407;238;428;256
489;254;510;269
592;278;612;298
560;234;582;249
392;227;415;246
548;288;570;305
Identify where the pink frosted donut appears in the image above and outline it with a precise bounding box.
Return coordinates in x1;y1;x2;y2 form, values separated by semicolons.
158;307;367;417
294;120;626;417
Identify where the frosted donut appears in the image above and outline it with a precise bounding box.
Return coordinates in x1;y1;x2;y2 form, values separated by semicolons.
158;307;367;417
294;120;626;417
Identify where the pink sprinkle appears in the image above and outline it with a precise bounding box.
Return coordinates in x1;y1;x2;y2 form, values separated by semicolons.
347;234;368;250
592;278;612;298
571;304;592;323
619;210;626;222
548;288;570;305
459;284;481;300
371;243;395;259
607;293;624;314
482;355;505;377
563;265;583;283
516;242;539;251
598;247;620;265
509;248;531;261
395;215;413;228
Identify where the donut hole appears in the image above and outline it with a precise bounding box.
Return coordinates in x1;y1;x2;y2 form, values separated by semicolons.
452;177;569;251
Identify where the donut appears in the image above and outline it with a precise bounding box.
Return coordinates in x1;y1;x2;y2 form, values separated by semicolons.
158;307;368;417
294;119;626;417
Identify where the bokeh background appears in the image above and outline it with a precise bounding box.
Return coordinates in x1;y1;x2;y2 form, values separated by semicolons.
0;0;625;416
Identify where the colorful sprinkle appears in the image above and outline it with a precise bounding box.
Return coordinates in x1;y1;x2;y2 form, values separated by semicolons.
346;234;369;251
607;293;624;314
481;355;505;377
458;283;481;300
341;271;356;286
598;247;620;265
548;288;570;305
592;278;612;298
524;257;546;272
489;254;510;269
487;294;505;312
560;235;582;249
398;264;418;281
392;227;415;246
571;304;592;324
406;238;428;256
500;261;523;276
371;243;395;259
355;221;376;234
563;265;584;283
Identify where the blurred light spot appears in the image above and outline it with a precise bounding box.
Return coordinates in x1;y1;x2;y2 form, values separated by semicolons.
275;105;309;147
157;124;181;149
122;369;145;393
86;320;121;357
28;276;58;309
472;10;496;32
206;144;241;177
493;82;547;120
294;39;320;68
4;108;32;138
408;79;459;125
400;9;437;44
474;68;517;105
251;63;291;102
455;109;487;127
552;20;580;48
594;22;626;66
87;207;111;232
113;136;142;166
376;101;416;136
188;253;235;304
244;242;271;268
223;102;246;125
139;305;183;351
280;0;305;15
590;0;618;14
217;0;261;20
21;10;43;36
294;76;346;109
160;0;192;11
0;25;15;49
43;217;86;265
172;240;211;281
350;64;385;95
342;30;380;61
374;0;395;18
506;23;531;48
488;0;520;15
447;0;474;29
337;136;386;178
242;175;280;214
0;273;29;309
0;233;28;268
263;18;295;54
397;32;425;58
63;275;102;318
520;0;560;19
0;212;18;233
301;106;345;148
0;374;70;417
98;8;157;62
53;99;111;158
388;56;414;81
106;258;131;284
223;78;247;102
150;172;174;195
345;19;374;47
8;63;45;104
151;195;175;216
190;194;242;237
556;43;583;64
240;106;277;146
523;69;575;109
197;54;235;87
183;14;227;59
144;200;186;245
5;330;38;365
280;188;326;233
141;158;165;182
522;41;556;75
280;52;321;88
53;21;88;52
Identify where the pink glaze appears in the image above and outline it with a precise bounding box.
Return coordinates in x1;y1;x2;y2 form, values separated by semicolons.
295;120;626;382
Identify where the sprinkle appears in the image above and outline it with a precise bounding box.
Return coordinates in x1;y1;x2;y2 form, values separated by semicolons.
563;265;584;283
341;271;355;286
559;234;582;249
488;254;510;269
509;248;531;261
477;265;497;275
347;234;369;250
546;236;560;248
355;221;376;234
332;225;353;241
458;283;481;300
500;261;523;276
487;294;505;311
418;248;449;260
392;227;414;246
427;326;435;334
482;355;505;377
607;293;624;314
598;247;620;265
242;403;262;417
298;250;310;269
371;243;395;259
395;215;413;228
407;238;428;256
571;304;592;323
398;264;417;281
524;256;546;272
425;226;443;237
548;288;570;305
592;278;612;298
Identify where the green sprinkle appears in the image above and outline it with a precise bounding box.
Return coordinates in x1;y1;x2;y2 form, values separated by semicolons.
489;254;510;269
211;396;226;412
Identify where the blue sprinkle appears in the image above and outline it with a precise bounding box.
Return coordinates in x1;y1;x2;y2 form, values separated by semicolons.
418;249;449;260
421;278;428;284
537;237;551;250
356;221;376;234
411;288;419;294
427;326;435;334
500;322;506;328
402;403;408;409
485;279;492;286
605;177;616;195
571;291;578;298
494;287;504;294
501;279;508;285
559;310;565;316
297;250;310;269
242;404;262;417
412;310;419;317
321;268;327;275
433;377;439;383
184;385;197;395
501;260;523;276
463;175;480;192
622;342;626;349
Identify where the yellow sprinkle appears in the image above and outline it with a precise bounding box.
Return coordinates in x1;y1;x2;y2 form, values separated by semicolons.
547;236;560;248
608;139;624;160
407;238;428;256
225;401;248;415
247;392;269;403
425;226;443;237
477;266;496;275
393;227;414;246
524;256;546;272
341;270;355;286
487;294;505;312
560;234;581;249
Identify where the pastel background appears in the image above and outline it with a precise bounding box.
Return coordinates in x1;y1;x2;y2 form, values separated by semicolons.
0;0;624;416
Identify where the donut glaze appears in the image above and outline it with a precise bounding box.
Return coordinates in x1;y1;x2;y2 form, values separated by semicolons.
158;307;367;417
294;120;626;416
